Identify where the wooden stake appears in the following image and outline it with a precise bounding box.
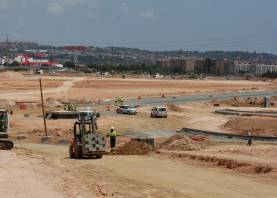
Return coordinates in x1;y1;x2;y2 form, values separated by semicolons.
39;78;48;137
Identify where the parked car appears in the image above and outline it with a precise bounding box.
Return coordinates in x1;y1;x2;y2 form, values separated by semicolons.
151;107;167;118
116;105;137;115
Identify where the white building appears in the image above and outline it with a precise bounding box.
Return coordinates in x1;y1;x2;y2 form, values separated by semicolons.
251;64;277;75
234;61;252;73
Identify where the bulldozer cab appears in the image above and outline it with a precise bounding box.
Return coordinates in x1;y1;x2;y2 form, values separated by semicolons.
74;111;99;135
0;110;8;138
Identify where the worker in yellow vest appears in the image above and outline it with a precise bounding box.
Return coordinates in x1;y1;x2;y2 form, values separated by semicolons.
109;126;117;152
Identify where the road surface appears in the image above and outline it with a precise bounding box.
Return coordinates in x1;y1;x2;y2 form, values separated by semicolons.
124;90;277;106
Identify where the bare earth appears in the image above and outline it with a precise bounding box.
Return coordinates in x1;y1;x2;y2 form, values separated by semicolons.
1;71;277;197
5;144;277;198
0;151;64;198
224;116;277;137
0;71;275;102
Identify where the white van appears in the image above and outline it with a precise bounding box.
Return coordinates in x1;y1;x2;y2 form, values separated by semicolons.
151;107;167;118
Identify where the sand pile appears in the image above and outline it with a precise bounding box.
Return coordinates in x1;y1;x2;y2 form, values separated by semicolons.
167;104;183;112
46;98;63;107
159;135;204;151
116;141;153;155
224;117;277;137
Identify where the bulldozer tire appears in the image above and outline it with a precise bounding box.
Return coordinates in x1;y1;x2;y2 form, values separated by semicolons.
69;145;74;158
0;140;14;150
75;145;83;159
5;141;13;150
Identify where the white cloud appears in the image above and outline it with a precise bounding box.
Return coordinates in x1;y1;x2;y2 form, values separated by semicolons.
121;2;128;12
47;2;64;14
140;10;156;19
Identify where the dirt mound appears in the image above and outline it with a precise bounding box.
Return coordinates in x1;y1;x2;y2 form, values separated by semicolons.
159;135;204;151
167;152;273;174
218;97;264;107
0;71;24;79
224;117;277;137
46;98;63;107
167;104;183;112
116;141;153;155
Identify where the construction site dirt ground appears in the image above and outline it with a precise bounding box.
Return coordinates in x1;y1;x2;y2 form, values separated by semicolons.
1;71;277;197
0;71;276;101
4;142;277;198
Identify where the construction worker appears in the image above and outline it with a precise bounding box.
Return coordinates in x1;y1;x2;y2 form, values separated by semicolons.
108;127;117;152
247;131;253;146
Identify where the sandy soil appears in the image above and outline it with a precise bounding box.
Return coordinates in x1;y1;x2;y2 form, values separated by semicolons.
13;143;277;198
1;71;277;197
224;117;277;137
0;71;275;102
0;150;64;198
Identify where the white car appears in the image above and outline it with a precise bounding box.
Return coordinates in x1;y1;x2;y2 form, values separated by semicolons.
151;107;167;118
116;105;137;115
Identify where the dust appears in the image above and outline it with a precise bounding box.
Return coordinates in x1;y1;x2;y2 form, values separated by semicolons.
116;141;153;155
159;135;204;151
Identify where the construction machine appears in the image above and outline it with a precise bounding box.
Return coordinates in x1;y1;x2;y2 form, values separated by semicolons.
114;96;125;106
69;111;106;159
64;103;78;111
0;109;14;150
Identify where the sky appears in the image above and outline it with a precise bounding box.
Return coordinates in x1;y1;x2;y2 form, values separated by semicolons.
0;0;277;53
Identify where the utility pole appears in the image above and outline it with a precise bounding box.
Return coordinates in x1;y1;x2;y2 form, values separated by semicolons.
39;78;48;137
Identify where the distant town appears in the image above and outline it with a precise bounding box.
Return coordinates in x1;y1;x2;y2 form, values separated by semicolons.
0;40;277;77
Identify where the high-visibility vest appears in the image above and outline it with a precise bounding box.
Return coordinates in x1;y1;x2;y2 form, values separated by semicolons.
110;130;117;137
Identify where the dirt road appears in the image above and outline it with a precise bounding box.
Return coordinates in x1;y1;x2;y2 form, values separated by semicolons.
14;143;277;198
0;151;63;198
0;77;84;100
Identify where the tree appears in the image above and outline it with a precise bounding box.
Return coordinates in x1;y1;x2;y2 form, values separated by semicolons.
11;61;20;66
63;61;76;69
